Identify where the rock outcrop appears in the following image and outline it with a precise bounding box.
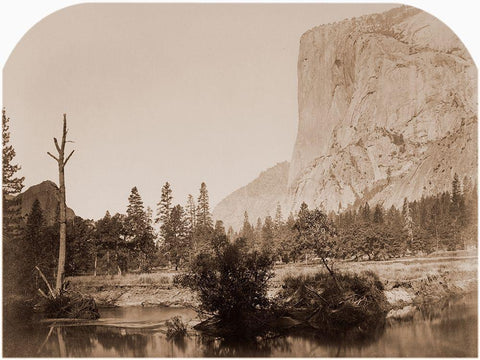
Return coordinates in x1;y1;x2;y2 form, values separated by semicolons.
214;6;477;229
16;180;76;224
213;162;289;230
289;5;476;213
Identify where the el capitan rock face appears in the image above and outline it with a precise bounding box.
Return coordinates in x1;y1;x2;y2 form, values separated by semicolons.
214;6;477;229
288;6;476;213
16;180;76;224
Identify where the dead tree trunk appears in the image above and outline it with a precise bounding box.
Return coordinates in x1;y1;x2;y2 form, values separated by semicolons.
48;114;75;294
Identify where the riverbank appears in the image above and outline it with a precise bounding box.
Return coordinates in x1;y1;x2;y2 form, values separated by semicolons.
67;252;477;313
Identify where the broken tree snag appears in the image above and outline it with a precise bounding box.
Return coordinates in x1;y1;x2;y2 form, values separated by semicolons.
47;113;75;294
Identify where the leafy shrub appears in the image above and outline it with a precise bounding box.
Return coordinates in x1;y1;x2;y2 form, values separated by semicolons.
176;238;274;323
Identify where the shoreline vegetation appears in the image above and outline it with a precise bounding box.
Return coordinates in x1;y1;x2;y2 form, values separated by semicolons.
67;250;477;323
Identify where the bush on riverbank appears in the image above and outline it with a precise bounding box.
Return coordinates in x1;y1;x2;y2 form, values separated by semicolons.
277;270;388;338
35;290;100;320
175;237;275;336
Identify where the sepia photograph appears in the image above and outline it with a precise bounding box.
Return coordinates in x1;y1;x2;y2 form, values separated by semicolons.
1;2;478;357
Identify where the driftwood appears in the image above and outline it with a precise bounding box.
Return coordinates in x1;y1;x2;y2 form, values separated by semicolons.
276;271;389;339
35;290;100;320
36;266;56;298
34;266;100;320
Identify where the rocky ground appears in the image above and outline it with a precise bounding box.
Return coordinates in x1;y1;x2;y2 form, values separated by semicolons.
68;251;477;320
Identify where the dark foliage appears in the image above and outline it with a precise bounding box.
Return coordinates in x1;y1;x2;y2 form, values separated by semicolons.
176;238;274;326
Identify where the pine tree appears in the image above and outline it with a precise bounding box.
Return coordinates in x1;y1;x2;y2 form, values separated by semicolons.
296;202;309;238
362;202;371;223
126;187;155;271
25;199;46;265
255;217;263;232
254;217;263;246
2;109;26;297
462;178;477;248
274;203;283;229
163;204;189;270
241;211;255;247
2;109;25;239
278;213;300;263
23;200;48;294
214;220;226;237
196;182;213;229
193;182;214;253
450;173;466;249
373;204;384;224
156;182;173;239
227;226;235;241
95;211;129;275
261;215;275;253
2;108;24;199
185;194;197;235
127;187;146;232
66;217;96;276
402;198;414;250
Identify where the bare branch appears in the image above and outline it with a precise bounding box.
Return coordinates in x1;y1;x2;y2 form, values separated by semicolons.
36;266;56;298
54;138;61;153
64;150;75;165
37;289;49;299
47;152;59;162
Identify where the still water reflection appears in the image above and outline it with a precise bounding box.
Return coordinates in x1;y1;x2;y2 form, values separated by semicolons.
4;294;477;357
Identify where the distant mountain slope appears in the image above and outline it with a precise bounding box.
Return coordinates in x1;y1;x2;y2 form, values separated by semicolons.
213;162;289;230
213;5;477;229
16;180;76;224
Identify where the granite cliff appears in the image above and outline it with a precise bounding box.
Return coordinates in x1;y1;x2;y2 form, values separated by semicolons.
16;180;76;224
214;6;477;229
213;162;289;231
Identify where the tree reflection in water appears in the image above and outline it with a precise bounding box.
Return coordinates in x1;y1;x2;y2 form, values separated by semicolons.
197;334;292;357
32;319;386;357
7;294;475;357
38;326;149;357
195;320;386;357
95;327;149;357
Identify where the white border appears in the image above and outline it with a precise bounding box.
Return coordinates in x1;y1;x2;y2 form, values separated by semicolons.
0;1;479;73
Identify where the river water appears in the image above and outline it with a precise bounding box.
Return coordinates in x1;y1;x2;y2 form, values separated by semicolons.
3;293;477;357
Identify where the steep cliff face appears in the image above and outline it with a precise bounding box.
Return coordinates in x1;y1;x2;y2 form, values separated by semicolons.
213;162;289;230
16;180;76;224
288;6;477;213
214;6;477;229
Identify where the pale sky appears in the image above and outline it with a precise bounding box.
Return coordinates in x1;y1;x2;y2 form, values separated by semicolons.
3;3;398;220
